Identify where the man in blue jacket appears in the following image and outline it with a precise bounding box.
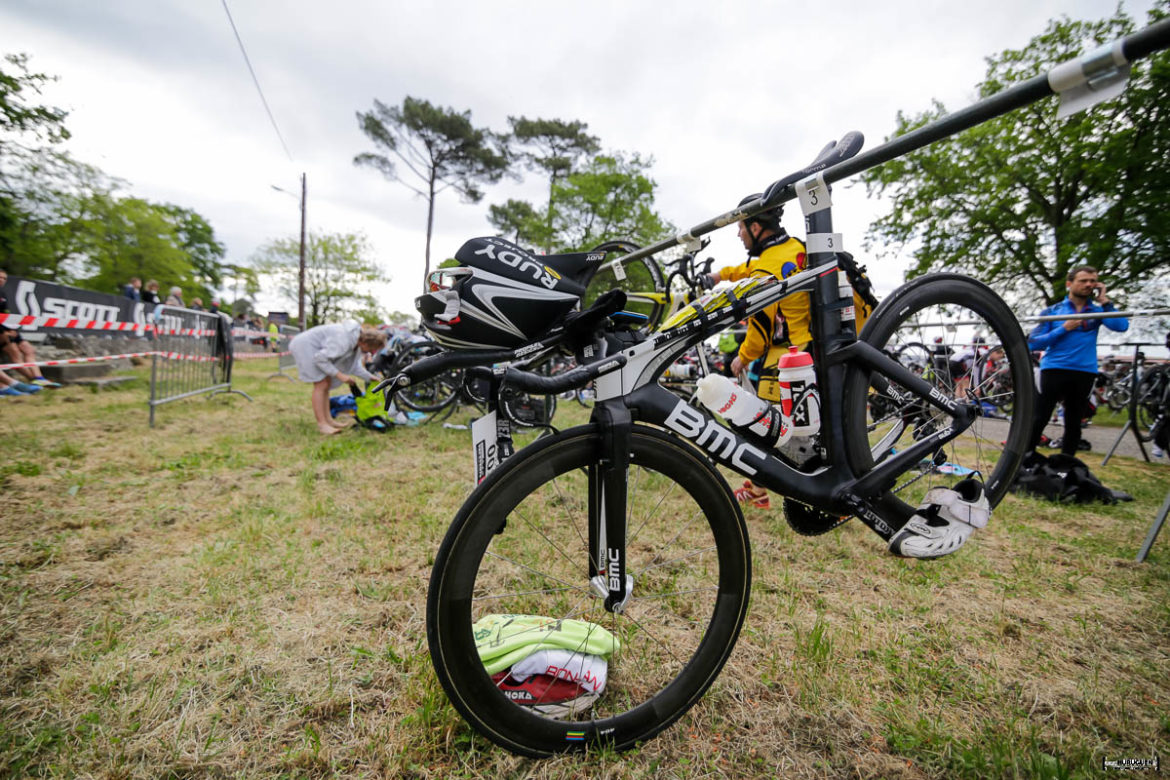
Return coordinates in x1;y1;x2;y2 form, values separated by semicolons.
1027;265;1128;455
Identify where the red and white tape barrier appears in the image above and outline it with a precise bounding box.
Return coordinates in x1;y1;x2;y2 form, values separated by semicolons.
234;351;290;360
0;351;160;371
0;350;286;372
0;313;151;333
0;313;290;339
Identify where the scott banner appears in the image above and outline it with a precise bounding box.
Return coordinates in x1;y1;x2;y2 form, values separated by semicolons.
0;275;154;340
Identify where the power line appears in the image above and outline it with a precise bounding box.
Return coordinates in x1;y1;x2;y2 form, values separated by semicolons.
220;0;293;162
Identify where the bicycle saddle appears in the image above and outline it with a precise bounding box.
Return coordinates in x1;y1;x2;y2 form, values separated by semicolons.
761;131;865;205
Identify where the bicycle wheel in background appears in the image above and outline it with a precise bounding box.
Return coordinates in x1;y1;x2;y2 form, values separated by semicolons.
843;274;1033;517
427;424;751;756
389;340;461;413
502;388;557;429
1134;365;1169;441
584;240;666;328
1104;365;1133;411
894;341;932;376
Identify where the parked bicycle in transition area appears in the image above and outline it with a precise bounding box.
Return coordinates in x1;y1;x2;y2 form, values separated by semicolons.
586;238;724;403
374;20;1169;757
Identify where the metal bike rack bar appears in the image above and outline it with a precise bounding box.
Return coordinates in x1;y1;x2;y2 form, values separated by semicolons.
1100;341;1164;466
1136;489;1170;562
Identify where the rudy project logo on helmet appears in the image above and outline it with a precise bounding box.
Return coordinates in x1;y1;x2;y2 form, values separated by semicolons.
473;242;560;290
422;265;580;349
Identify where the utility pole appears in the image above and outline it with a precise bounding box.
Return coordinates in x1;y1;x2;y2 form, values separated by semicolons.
298;172;307;328
274;175;308;327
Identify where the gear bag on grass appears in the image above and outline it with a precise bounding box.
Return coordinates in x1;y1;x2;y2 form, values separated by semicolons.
1011;452;1124;504
351;383;393;432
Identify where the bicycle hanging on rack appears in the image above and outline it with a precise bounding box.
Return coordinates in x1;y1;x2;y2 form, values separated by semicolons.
376;20;1169;757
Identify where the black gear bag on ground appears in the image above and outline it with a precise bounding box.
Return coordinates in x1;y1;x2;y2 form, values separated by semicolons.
1011;452;1130;504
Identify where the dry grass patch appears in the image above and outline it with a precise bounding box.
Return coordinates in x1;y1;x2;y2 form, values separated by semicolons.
1;361;1167;778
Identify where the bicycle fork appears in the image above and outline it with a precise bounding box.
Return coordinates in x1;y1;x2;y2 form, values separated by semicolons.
589;400;634;613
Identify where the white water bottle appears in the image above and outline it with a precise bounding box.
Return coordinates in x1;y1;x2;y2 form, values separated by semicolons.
776;347;820;436
695;374;791;448
837;270;855;328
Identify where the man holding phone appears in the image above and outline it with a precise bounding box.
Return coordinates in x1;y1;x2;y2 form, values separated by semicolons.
1026;265;1129;456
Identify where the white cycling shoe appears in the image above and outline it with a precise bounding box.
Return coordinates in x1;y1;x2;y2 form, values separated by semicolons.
888;478;990;559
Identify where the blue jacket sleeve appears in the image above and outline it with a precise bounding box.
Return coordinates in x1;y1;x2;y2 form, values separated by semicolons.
1027;311;1067;352
1101;303;1129;333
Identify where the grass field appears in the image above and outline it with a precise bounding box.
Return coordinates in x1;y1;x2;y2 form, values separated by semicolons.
1;359;1168;779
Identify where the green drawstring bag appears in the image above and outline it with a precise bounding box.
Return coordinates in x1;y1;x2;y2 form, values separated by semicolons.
352;384;392;432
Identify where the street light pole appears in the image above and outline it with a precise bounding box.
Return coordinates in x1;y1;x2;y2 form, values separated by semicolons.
273;175;308;327
298;172;306;328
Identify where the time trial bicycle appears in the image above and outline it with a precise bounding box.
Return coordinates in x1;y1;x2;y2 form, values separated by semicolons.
376;20;1169;757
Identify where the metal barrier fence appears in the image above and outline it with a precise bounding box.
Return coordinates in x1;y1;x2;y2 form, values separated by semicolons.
270;324;301;380
148;305;251;426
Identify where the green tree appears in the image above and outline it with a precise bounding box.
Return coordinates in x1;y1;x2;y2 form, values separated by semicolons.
221;263;261;315
486;198;547;248
158;205;226;294
861;4;1170;306
1;52;228;299
0;53;69;150
506;116;600;252
77;195;198;294
354;97;508;288
253;231;387;327
0;151;112;278
549;152;675;251
1;52;73;267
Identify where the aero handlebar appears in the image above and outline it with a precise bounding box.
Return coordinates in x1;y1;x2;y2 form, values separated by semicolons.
371;347;515;398
372;349;628;402
466;353;629;395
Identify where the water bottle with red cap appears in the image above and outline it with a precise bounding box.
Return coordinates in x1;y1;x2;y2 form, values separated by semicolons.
695;374;791;449
776;347;820;437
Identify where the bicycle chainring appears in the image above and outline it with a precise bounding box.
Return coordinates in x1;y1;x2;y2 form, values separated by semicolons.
783;499;852;537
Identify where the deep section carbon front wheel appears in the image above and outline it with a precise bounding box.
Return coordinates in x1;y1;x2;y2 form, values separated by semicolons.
427;424;750;756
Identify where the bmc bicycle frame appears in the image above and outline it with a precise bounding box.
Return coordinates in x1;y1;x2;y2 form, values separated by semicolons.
584;193;976;612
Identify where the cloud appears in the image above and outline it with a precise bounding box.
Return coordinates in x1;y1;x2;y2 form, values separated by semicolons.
1;0;1155;315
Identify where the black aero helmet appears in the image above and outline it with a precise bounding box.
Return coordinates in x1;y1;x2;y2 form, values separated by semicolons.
738;193;784;233
415;237;585;350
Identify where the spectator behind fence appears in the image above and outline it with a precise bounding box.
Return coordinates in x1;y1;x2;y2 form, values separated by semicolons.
165;287;184;307
209;299;221;314
123;277;142;300
249;316;269;348
142;280;160;304
1027;265;1128;457
190;297;204;311
289;321;387;436
0;269;61;388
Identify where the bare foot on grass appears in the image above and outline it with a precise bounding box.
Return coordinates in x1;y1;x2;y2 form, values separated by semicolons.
317;425;341;435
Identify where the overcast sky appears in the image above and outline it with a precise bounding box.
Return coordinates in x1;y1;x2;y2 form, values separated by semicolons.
0;0;1157;318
